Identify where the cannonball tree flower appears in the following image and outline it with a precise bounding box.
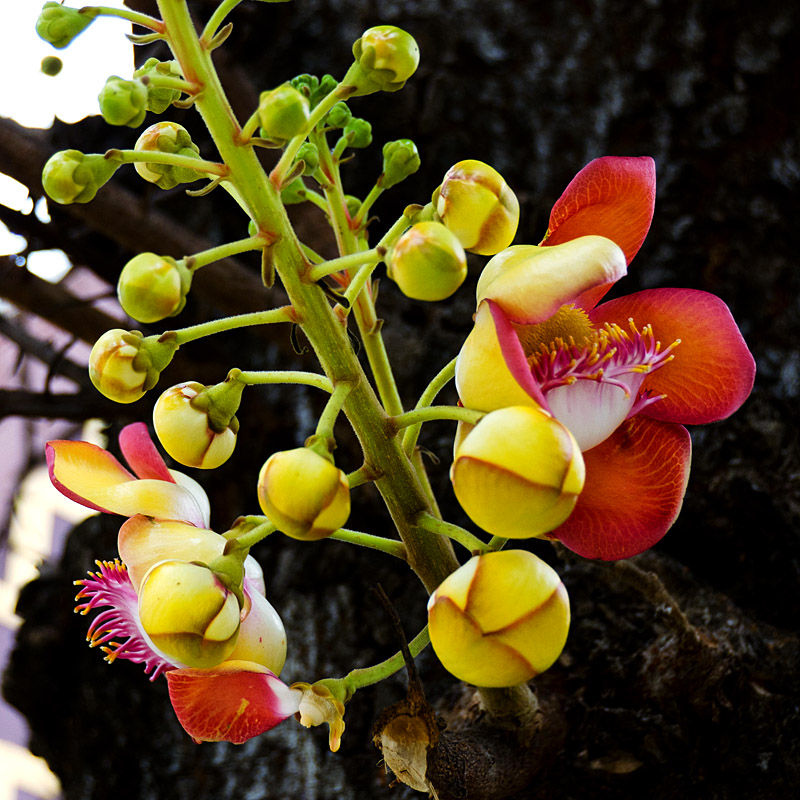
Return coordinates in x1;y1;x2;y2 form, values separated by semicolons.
455;156;756;560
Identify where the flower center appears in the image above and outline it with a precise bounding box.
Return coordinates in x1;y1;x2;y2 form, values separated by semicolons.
516;306;679;451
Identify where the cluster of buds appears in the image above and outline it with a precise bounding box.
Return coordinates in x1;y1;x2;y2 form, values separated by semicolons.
117;252;192;323
257;446;350;541
428;550;570;687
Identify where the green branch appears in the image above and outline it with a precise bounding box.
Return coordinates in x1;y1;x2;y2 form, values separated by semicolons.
417;512;488;554
172;306;295;345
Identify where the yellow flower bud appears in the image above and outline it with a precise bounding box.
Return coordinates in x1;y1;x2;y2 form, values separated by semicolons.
117;252;191;323
88;329;148;403
386;221;467;302
138;560;241;669
41;150;120;205
451;406;585;538
153;381;238;469
257;84;310;142
428;550;570;687
434;160;519;255
257;448;350;541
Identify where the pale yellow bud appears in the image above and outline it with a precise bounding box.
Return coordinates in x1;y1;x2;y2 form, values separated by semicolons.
257;448;350;541
428;550;570;687
88;329;148;404
118;253;191;324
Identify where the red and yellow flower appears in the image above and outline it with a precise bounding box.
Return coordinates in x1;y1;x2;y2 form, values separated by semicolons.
49;423;300;743
455;156;755;559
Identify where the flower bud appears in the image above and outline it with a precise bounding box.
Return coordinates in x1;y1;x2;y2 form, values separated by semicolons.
451;405;585;538
292;681;346;752
98;76;149;128
257;448;350;541
258;84;310;143
117;253;192;323
138;560;241;669
41;150;120;205
281;178;308;205
36;2;96;49
380;139;420;189
325;101;352;129
342;117;372;149
133;58;184;113
427;550;570;687
290;73;338;108
387;221;467;301
133;122;201;190
89;329;178;404
153;380;241;469
345;26;420;96
297;142;320;175
41;56;63;77
434;160;519;255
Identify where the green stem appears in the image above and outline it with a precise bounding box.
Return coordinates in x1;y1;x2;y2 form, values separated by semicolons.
158;0;458;599
185;235;265;271
307;248;381;282
105;149;227;177
172;306;295;345
342;626;430;694
393;405;484;431
200;0;244;43
488;536;509;551
342;262;380;308
315;380;354;439
328;528;407;560
228;518;276;549
346;464;375;488
89;5;164;31
417;512;488;554
402;357;457;454
351;183;384;229
374;212;412;251
236;370;333;393
142;74;198;95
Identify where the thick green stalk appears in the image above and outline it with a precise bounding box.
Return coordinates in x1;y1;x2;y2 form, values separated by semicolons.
157;0;458;593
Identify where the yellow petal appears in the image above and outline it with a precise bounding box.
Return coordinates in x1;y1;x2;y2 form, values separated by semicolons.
476;237;626;323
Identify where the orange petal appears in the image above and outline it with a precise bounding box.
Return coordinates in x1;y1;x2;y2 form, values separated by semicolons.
590;288;756;424
166;660;302;744
551;415;691;560
119;422;174;481
543;156;656;266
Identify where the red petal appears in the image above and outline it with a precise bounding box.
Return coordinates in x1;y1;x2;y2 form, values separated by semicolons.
590;288;755;424
543;156;656;269
166;661;301;744
551;416;691;560
119;422;174;482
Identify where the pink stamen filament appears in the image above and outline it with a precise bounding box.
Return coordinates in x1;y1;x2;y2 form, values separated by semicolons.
528;318;679;414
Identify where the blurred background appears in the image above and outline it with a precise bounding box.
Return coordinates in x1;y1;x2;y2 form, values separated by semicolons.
1;0;798;798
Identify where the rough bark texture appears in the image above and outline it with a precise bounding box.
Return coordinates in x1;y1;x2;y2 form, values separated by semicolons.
3;0;800;797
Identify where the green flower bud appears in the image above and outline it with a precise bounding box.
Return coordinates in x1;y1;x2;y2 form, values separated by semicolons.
133;122;201;190
281;178;308;205
257;448;350;541
380;139;420;189
133;58;183;113
290;73;338;108
88;329;178;403
344;25;420;96
41;150;120;205
325;102;352;129
98;76;149;128
41;56;63;77
344;195;362;218
386;221;467;301
153;379;241;470
117;253;192;323
297;142;320;175
258;84;310;143
342;118;372;149
35;2;97;49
